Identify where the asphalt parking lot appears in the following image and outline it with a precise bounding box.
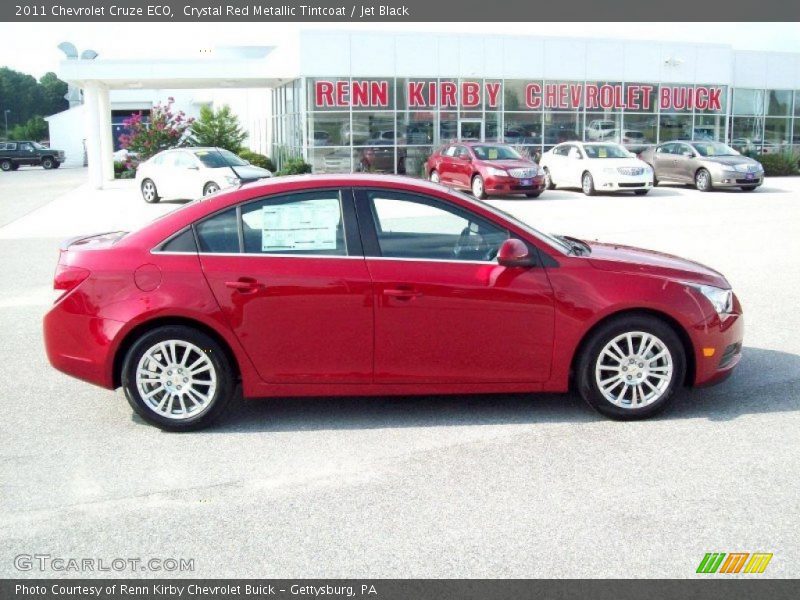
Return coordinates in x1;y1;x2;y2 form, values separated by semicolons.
0;171;798;578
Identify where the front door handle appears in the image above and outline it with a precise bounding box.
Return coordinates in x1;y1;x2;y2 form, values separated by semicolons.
225;278;262;293
384;287;422;300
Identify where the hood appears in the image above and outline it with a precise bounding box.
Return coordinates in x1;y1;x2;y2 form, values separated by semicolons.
229;165;272;181
585;240;729;288
478;159;537;170
700;155;760;168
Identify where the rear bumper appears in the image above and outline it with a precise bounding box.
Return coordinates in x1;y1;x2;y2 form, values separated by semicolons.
484;175;546;196
691;310;744;387
43;302;122;390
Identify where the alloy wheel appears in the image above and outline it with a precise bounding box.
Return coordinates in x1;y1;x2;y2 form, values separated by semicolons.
472;176;484;197
696;170;711;191
204;183;220;195
142;181;156;202
135;340;218;420
594;331;673;409
430;170;440;183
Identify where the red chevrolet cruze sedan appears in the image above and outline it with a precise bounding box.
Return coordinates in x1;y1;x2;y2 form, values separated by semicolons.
425;143;546;199
44;174;743;430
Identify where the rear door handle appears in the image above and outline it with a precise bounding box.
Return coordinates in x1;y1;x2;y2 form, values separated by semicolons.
225;278;262;293
384;288;422;300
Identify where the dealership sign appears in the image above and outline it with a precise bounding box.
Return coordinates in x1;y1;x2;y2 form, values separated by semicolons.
314;80;724;111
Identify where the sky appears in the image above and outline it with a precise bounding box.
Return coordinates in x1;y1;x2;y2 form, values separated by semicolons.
0;22;799;78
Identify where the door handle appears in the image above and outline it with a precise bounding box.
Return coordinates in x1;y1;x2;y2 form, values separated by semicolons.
383;288;422;300
225;278;262;293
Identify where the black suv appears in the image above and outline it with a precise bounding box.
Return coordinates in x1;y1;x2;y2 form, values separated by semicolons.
0;141;66;171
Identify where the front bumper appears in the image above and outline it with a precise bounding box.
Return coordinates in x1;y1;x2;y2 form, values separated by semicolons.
712;171;764;188
484;174;546;196
690;306;744;387
593;173;653;192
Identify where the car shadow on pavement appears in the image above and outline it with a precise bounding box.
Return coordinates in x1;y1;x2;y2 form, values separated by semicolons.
204;346;800;433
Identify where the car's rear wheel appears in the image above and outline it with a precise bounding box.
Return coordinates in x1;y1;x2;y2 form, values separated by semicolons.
582;171;596;196
543;167;555;189
0;159;12;172
429;169;440;183
695;168;713;192
203;182;220;196
41;157;55;169
471;174;486;199
122;326;235;431
141;179;160;203
576;315;686;420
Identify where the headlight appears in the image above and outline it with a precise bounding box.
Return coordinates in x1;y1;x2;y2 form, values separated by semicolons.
486;167;508;177
224;175;241;186
537;165;545;176
686;283;733;316
733;164;751;173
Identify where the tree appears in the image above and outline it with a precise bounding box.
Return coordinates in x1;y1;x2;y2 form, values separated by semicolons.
39;72;69;116
119;97;193;161
189;104;247;152
0;68;69;137
9;116;48;141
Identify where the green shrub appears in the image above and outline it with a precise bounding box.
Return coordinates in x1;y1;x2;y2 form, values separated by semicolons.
189;104;247;152
755;152;800;177
238;149;276;172
113;161;126;177
277;157;312;176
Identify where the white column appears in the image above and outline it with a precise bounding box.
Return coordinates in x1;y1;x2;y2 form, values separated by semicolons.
98;88;114;182
83;84;103;189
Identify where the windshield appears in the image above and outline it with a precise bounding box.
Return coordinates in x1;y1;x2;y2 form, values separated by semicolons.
193;148;248;168
472;145;522;160
583;144;631;159
692;142;739;157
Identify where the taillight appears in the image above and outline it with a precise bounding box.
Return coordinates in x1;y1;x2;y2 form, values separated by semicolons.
53;264;90;300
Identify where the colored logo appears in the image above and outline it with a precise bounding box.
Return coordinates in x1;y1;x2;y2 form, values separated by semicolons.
697;552;773;574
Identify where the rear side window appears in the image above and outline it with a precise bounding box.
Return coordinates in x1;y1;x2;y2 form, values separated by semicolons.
195;208;239;253
160;229;197;253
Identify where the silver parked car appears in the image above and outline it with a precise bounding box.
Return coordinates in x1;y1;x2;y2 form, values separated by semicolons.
640;140;764;192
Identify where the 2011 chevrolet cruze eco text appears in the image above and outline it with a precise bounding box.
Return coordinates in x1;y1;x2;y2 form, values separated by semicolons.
44;174;743;430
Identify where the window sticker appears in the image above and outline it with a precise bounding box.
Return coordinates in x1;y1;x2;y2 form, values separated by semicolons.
597;147;608;158
261;199;341;252
488;148;499;159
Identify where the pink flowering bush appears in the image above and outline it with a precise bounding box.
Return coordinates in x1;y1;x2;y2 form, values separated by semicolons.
118;97;194;162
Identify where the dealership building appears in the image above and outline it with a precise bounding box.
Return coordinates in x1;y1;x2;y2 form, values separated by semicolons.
55;31;800;186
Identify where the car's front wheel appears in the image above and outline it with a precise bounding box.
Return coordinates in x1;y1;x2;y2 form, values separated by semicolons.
576;315;686;420
141;179;160;203
582;171;596;196
543;167;555;190
41;157;55;169
121;326;236;431
634;189;649;196
525;192;542;198
471;174;486;199
695;168;713;192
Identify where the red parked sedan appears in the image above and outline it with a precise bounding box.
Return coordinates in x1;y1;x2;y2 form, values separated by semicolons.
426;143;546;199
44;174;743;430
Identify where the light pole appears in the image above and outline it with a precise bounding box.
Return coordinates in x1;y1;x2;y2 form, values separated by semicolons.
3;110;9;139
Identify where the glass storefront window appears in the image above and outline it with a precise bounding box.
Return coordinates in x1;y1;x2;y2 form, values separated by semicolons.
621;114;657;147
503;113;542;145
440;111;458;144
543;112;581;145
351;112;395;145
485;112;502;142
308;112;349;147
795;118;800;143
544;80;584;112
310;147;352;174
730;117;764;153
396;113;434;145
795;91;800;116
355;145;397;174
398;146;434;178
658;114;692;142
767;90;792;116
693;115;726;142
763;118;792;152
733;88;766;116
397;78;438;110
585;112;621;142
504;80;539;112
622;83;658;113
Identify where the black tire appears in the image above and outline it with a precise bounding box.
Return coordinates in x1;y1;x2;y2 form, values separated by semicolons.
141;178;160;203
471;174;487;199
41;157;55;169
203;182;220;196
576;314;686;420
634;189;650;196
543;167;556;190
525;192;542;198
0;159;12;172
581;171;596;196
121;325;236;431
52;161;61;169
740;185;757;192
695;168;713;192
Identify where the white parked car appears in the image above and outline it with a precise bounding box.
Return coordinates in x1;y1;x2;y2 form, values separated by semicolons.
136;147;272;203
540;142;654;196
585;120;617;140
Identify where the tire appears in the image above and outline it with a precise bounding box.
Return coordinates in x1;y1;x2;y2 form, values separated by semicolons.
576;314;686;420
203;182;220;196
41;157;54;170
52;161;61;169
581;171;596;196
121;325;236;431
429;170;440;183
634;189;650;196
141;178;160;203
740;185;757;192
695;168;713;192
525;192;542;198
543;167;555;190
0;159;12;172
471;174;487;199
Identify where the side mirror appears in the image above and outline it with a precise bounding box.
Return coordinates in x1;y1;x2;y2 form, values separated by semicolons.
497;239;536;268
682;151;695;158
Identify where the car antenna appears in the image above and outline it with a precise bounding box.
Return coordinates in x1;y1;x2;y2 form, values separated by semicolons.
213;146;243;185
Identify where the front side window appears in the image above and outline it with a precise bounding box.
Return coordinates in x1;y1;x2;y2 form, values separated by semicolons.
367;191;508;262
19;143;32;152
